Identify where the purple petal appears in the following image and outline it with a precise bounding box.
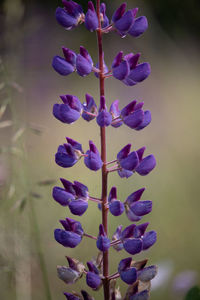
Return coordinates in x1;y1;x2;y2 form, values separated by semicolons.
121;224;136;240
123;109;144;129
127;62;151;84
125;207;142;222
54;229;82;248
120;151;139;171
55;7;78;29
130;290;149;300
126;188;145;204
123;238;143;255
120;268;137;285
136;155;156;176
86;272;101;289
130;200;152;216
118;169;133;178
52;55;74;75
52;186;74;206
76;55;92;77
62;47;76;65
135;110;151;130
109;201;124;216
118;257;132;272
53;103;80;124
113;59;130;80
112;3;126;22
96;110;112;127
114;10;134;33
117;144;131;160
137;265;158;282
85;1;98;32
134;222;149;238
142;231;157;250
69;199;88;216
129;16;148;37
64;292;81;300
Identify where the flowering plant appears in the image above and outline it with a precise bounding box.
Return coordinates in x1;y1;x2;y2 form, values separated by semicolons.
52;1;157;299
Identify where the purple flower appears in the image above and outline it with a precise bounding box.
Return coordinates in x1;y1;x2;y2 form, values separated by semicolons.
112;3;134;37
82;94;97;122
84;141;103;171
55;137;83;168
54;218;83;248
125;188;145;221
142;230;157;250
121;100;151;130
52;186;75;206
76;46;93;77
128;16;148;38
134;147;156;176
55;1;83;30
117;144;139;171
53;94;82;124
52;47;76;76
112;51;129;80
118;257;137;285
123;53;151;86
86;261;101;289
100;3;109;28
108;187;124;216
96;224;110;252
85;1;98;32
96;96;112;127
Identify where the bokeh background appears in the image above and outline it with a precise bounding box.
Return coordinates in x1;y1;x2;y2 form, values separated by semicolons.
0;0;200;299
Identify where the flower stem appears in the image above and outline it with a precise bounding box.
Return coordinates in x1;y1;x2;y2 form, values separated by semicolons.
96;1;110;299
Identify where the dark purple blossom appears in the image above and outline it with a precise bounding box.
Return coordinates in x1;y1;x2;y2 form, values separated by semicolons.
84;141;103;171
136;153;156;176
112;3;134;37
128;16;148;37
76;46;93;77
118;257;137;284
96;224;110;252
85;1;98;32
55;1;83;30
52;47;76;76
112;51;129;80
54;218;83;248
125;188;145;221
53;94;82;124
142;230;157;250
108;187;124;216
117;144;139;171
55;137;83;168
100;3;109;28
86;261;101;289
82;94;97;122
96;96;112;127
52;186;75;206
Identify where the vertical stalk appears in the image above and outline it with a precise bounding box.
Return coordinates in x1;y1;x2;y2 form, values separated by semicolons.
96;1;110;299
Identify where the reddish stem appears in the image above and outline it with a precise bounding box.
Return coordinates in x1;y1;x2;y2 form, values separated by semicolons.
96;1;110;299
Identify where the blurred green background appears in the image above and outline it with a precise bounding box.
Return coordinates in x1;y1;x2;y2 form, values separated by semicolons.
0;0;200;299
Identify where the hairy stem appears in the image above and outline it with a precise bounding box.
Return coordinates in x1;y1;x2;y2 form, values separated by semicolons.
96;0;110;299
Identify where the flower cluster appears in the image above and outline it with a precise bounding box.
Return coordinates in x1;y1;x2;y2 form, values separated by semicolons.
52;1;157;299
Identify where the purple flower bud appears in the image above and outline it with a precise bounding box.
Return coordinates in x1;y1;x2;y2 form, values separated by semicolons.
96;96;112;127
96;224;110;252
137;265;158;282
130;290;149;300
85;1;98;32
54;229;82;248
52;186;75;206
82;94;97;121
112;52;130;80
100;3;109;28
64;292;81;300
53;94;82;124
142;230;157;250
129;16;148;37
69;199;88;216
123;238;143;255
84;141;103;171
130;200;152;216
118;258;137;285
86;272;101;289
109;200;125;216
136;154;156;176
52;55;75;76
110;100;123;128
76;46;93;77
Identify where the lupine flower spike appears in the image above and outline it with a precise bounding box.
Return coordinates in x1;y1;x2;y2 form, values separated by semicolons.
52;1;157;299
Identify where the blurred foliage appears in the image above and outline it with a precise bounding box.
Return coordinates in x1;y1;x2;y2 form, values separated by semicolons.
185;286;200;300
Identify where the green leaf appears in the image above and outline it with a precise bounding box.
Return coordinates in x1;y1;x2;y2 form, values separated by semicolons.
185;286;200;300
